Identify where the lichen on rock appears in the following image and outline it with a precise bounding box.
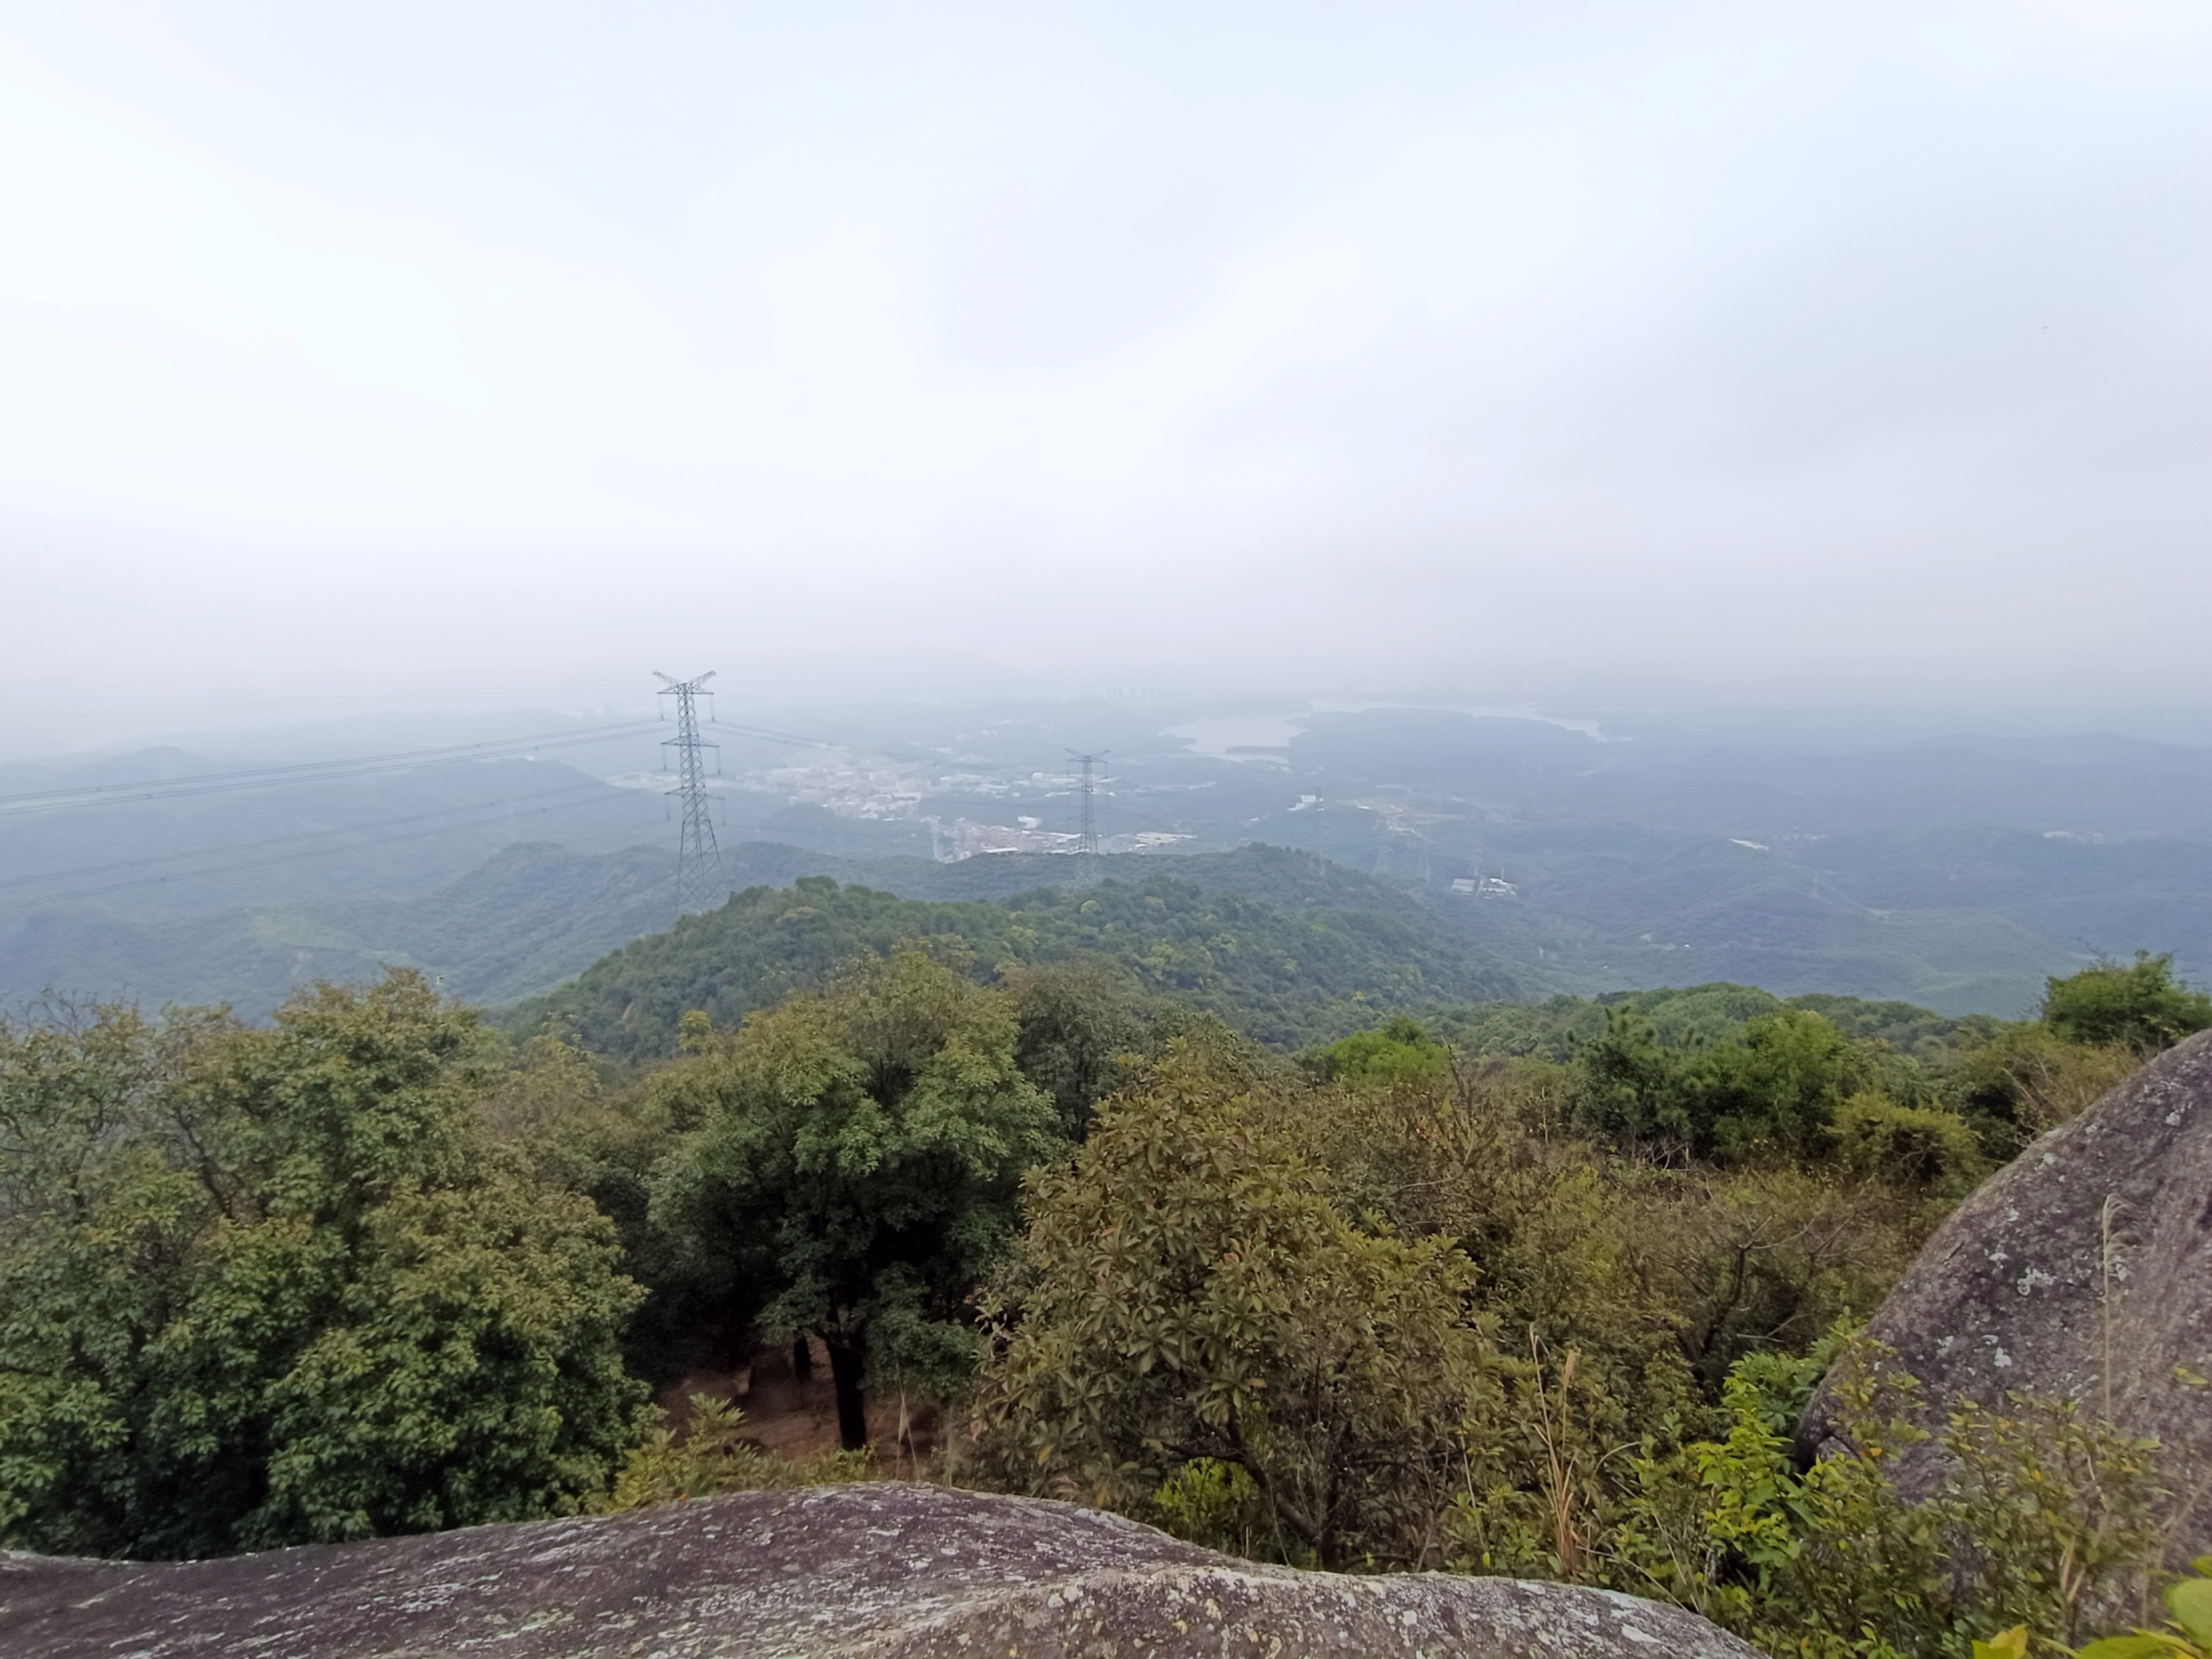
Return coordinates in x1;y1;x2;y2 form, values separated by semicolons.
0;1481;1758;1658
1798;1028;2212;1564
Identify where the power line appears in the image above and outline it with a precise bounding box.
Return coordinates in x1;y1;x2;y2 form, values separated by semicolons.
705;718;846;751
0;720;662;819
0;785;641;912
703;718;947;771
0;781;619;897
0;694;1133;919
657;672;724;919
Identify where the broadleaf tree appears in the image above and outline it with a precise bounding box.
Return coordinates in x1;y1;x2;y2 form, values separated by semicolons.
651;950;1062;1449
0;972;644;1558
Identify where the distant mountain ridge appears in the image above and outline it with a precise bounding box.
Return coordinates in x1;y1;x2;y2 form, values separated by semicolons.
8;715;2210;1022
0;842;674;1014
0;839;1511;1025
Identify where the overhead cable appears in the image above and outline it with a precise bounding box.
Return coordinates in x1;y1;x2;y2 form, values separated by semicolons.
0;781;622;895
0;720;662;819
0;787;651;912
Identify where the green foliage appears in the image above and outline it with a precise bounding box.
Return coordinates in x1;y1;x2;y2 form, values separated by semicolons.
962;1003;2176;1655
1602;1341;1948;1658
1832;1092;1986;1194
651;951;1063;1445
1292;1055;1912;1412
1004;962;1145;1136
1298;1015;1454;1087
1426;987;2042;1175
1571;1338;2169;1658
604;1394;768;1509
1946;1024;2144;1143
1300;1050;1930;1435
1929;954;2210;1153
1937;1391;2167;1648
0;974;645;1558
2078;1557;2212;1658
599;1394;872;1511
2041;953;2212;1057
972;1028;1498;1568
1151;1456;1270;1557
476;1033;714;1385
1427;984;1996;1069
1574;1004;1870;1162
504;872;1521;1061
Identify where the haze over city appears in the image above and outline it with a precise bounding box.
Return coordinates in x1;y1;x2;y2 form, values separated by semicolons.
5;2;2212;749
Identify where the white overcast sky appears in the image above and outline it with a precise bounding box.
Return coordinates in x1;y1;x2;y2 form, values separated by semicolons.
3;2;2210;744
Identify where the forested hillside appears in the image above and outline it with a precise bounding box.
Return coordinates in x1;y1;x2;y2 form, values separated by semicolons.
504;857;1524;1057
1426;981;1999;1062
0;830;1498;1019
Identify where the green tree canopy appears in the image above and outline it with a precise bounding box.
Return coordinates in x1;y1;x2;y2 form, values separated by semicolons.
1298;1014;1454;1088
1574;1004;1869;1162
2040;951;2212;1055
0;972;644;1559
1003;961;1145;1136
973;1026;1498;1568
504;870;1521;1060
650;950;1062;1449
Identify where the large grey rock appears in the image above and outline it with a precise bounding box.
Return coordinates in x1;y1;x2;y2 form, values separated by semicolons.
0;1480;1755;1658
1800;1029;2212;1563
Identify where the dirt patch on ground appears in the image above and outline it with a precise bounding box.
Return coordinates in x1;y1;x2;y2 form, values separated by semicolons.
659;1338;939;1471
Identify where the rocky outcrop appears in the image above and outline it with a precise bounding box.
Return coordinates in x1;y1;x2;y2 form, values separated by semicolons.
1799;1029;2212;1563
0;1480;1754;1658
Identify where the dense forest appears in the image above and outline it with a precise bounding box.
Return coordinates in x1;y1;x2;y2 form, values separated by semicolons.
4;878;2209;1657
504;861;1524;1057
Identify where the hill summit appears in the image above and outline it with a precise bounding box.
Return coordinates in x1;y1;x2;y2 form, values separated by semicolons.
504;846;1523;1057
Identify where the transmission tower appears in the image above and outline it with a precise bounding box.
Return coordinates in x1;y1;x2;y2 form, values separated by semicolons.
1067;750;1108;872
656;671;724;918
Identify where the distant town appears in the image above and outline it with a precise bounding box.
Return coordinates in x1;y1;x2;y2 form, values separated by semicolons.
607;750;1193;862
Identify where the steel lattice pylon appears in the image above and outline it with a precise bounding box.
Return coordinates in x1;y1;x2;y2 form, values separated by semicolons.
655;671;724;918
1067;749;1107;882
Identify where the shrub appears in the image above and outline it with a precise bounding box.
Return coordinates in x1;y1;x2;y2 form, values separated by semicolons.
2078;1555;2212;1658
2042;953;2212;1057
1298;1016;1454;1088
1592;1337;2171;1658
601;1395;870;1511
1151;1456;1270;1556
1947;1025;2142;1141
1574;1006;1868;1163
1832;1092;1986;1194
971;1029;1499;1569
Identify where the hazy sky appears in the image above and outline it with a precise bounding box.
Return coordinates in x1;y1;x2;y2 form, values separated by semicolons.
4;3;2210;745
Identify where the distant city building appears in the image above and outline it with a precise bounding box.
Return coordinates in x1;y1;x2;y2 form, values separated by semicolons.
933;819;1194;862
1451;875;1518;898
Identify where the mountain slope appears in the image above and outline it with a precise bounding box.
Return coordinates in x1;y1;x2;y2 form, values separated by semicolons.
0;842;678;1012
502;857;1525;1057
